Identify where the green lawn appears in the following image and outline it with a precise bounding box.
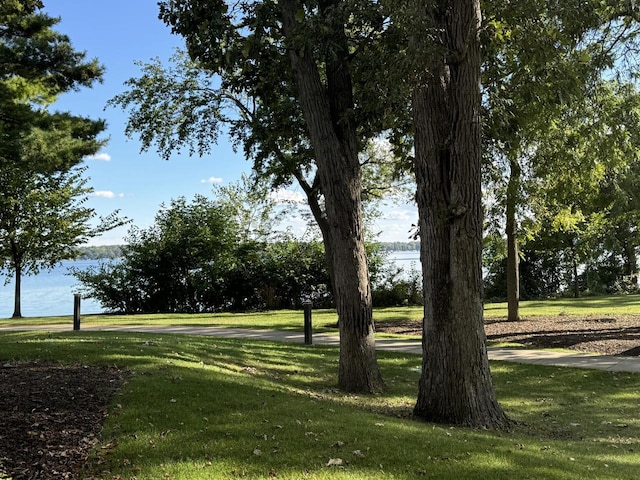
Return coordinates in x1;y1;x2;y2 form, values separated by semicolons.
0;330;638;479
3;294;640;333
0;309;343;330
484;294;640;318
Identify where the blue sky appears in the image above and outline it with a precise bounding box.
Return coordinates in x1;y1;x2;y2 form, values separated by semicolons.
43;0;417;245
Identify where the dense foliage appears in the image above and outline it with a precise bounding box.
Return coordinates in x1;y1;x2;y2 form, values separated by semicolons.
73;194;332;313
73;189;424;313
484;231;640;302
372;264;422;307
75;245;123;260
481;2;640;304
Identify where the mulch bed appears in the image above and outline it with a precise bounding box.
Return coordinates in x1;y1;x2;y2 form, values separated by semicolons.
375;314;640;357
0;363;128;480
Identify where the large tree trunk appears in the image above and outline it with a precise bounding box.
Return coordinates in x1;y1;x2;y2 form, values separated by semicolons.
506;158;520;321
281;0;384;393
412;0;509;427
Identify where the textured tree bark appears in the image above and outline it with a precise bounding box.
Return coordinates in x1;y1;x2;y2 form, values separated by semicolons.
412;0;509;427
295;170;336;297
10;239;22;319
506;158;520;321
281;0;384;393
12;263;22;319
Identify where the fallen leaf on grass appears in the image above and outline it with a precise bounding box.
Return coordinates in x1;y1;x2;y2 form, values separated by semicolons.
326;458;343;467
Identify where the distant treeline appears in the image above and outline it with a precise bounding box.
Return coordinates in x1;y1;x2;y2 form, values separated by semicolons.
76;242;419;259
378;241;420;252
75;245;124;260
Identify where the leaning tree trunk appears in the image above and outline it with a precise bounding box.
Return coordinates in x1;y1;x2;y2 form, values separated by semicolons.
281;0;384;393
412;0;509;427
506;158;521;321
295;169;336;297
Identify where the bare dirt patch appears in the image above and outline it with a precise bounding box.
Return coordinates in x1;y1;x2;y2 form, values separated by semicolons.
0;363;128;480
375;314;640;356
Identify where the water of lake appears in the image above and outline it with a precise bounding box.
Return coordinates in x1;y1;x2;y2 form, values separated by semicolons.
386;250;421;276
0;260;104;319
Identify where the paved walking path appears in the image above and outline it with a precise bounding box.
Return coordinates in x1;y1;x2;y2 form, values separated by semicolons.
2;323;640;373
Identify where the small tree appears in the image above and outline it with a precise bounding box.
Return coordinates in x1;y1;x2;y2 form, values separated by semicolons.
126;195;239;313
482;0;640;319
0;165;125;317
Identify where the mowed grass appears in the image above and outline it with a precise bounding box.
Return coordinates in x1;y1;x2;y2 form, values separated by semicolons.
2;294;640;334
0;330;638;479
0;309;345;331
484;294;640;318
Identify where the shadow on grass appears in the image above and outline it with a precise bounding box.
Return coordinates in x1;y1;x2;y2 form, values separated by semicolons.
0;331;638;479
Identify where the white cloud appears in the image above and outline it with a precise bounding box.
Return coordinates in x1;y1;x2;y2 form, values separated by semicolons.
86;153;112;162
374;221;417;242
383;209;413;221
372;204;418;242
201;176;223;184
91;190;124;199
269;189;305;204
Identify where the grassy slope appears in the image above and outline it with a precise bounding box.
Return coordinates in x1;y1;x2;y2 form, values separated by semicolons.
0;330;638;479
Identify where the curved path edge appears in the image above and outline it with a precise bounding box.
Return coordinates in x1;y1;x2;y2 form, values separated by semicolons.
1;324;639;373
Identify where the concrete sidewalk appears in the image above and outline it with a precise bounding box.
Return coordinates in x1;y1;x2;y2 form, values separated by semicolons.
2;323;640;373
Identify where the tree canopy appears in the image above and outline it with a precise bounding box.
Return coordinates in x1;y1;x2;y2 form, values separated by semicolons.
107;0;640;424
108;0;416;392
481;0;640;317
0;1;103;170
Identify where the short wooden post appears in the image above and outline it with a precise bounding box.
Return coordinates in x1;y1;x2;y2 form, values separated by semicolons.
303;302;312;345
73;294;81;331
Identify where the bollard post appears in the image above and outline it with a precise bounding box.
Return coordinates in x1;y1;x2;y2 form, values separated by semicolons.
73;294;81;331
303;302;312;345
